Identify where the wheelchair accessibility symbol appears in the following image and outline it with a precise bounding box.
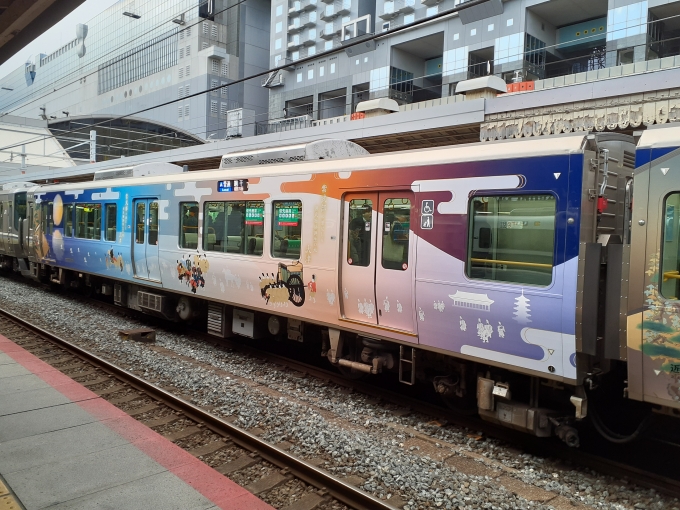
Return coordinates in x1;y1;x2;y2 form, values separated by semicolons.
421;200;434;230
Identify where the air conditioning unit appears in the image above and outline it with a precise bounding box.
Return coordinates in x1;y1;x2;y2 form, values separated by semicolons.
227;108;256;138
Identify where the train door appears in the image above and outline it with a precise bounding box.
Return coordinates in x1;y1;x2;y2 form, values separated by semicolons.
132;198;161;281
341;192;416;332
0;200;5;252
341;193;378;324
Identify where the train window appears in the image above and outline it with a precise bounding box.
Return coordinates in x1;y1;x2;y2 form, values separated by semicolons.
272;200;302;259
105;204;117;242
467;195;556;286
204;200;264;256
64;204;74;237
347;199;372;266
135;202;145;244
660;193;680;299
14;192;26;230
382;198;411;270
41;202;54;236
180;202;198;249
148;201;159;246
75;204;101;240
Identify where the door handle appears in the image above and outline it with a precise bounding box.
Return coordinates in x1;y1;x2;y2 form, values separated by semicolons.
379;309;382;316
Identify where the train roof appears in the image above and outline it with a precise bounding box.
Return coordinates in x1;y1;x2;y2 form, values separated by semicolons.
637;124;680;149
35;132;594;192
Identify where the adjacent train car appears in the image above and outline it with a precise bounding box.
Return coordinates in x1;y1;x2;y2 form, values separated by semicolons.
3;127;679;446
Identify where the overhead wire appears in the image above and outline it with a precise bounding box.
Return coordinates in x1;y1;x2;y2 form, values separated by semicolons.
2;1;680;155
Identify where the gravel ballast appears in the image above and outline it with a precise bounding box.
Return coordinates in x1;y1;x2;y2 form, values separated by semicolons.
0;277;677;510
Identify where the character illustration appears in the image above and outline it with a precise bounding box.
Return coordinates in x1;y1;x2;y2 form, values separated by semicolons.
105;248;124;271
477;318;493;343
459;316;467;332
177;253;209;294
307;275;317;302
259;261;305;307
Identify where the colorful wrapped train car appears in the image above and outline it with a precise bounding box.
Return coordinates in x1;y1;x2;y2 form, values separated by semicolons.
1;126;679;446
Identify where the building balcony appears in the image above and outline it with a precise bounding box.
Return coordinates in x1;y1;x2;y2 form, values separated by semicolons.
321;20;342;39
288;31;317;49
320;0;351;21
289;0;317;15
288;11;318;33
421;0;442;5
379;0;415;20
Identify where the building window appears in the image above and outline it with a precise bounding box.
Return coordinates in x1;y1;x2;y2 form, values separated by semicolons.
308;46;316;56
186;26;191;36
203;22;209;35
211;79;218;90
221;82;227;96
319;66;324;77
330;62;336;73
276;21;282;33
179;106;184;118
221;102;228;116
179;68;184;79
202;42;209;50
297;73;302;82
180;48;184;58
488;23;494;31
180;30;184;39
186;65;190;76
186;45;190;56
275;38;282;50
211;25;218;38
426;6;438;17
454;33;459;40
507;18;513;27
308;69;314;79
467;195;556;286
211;100;218;114
470;28;477;36
325;40;333;50
211;59;219;73
404;13;415;24
185;105;190;117
221;63;228;75
185;84;190;95
178;87;184;98
276;4;283;16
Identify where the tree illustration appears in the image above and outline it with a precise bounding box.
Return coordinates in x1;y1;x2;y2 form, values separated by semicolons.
513;290;532;324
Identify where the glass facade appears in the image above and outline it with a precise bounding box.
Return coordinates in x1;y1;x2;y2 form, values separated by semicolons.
98;29;179;95
607;1;648;42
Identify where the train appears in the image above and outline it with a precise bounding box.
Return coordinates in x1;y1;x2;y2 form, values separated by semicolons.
1;127;679;447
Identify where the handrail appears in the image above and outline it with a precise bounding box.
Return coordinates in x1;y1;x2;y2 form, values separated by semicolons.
470;257;552;269
663;271;680;281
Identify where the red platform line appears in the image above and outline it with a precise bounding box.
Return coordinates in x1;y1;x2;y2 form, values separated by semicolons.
0;334;273;510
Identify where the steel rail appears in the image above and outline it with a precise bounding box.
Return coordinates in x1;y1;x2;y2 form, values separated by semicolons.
4;287;680;500
0;307;399;510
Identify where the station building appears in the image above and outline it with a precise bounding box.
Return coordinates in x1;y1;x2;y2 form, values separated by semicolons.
1;0;680;172
0;0;271;143
263;0;680;136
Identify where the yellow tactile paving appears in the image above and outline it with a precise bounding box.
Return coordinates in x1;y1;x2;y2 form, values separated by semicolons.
0;495;19;510
0;480;7;497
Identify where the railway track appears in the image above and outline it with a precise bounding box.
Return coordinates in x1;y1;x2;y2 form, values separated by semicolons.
0;307;399;510
3;279;680;507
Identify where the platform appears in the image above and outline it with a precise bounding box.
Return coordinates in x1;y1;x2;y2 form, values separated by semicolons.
0;334;274;510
